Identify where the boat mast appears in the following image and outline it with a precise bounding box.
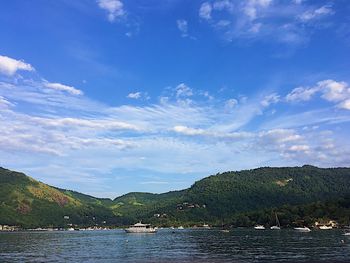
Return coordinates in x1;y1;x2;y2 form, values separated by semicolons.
275;213;280;228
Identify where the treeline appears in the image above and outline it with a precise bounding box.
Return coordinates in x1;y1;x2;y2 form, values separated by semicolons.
229;195;350;227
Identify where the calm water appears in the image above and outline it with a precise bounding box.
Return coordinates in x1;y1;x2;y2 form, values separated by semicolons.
1;229;350;262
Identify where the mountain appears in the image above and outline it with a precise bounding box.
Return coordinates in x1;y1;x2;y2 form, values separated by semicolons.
113;165;350;226
0;167;119;228
1;165;350;228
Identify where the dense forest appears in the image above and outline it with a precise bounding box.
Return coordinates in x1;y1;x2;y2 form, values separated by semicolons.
1;165;350;228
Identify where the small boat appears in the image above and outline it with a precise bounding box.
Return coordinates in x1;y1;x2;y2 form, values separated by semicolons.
319;225;332;230
270;226;281;230
178;226;184;230
67;227;75;231
125;222;157;233
343;232;350;236
270;213;281;230
220;229;230;233
294;227;311;232
254;225;265;230
202;224;210;229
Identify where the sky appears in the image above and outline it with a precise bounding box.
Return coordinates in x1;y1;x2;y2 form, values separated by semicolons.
0;0;350;198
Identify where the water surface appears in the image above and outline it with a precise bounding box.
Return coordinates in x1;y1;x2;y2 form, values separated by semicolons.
1;229;349;262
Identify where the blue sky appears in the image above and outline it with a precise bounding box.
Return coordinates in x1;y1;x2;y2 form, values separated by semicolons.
0;0;350;198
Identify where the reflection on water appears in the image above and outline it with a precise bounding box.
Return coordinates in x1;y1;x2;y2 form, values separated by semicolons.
0;229;349;262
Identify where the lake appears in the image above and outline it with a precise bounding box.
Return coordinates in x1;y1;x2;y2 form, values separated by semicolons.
1;229;349;262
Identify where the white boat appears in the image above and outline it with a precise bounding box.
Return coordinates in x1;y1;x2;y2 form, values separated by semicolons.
254;225;265;230
178;226;184;230
67;227;75;231
319;225;332;230
202;224;210;229
125;222;157;233
294;227;311;232
270;213;281;230
220;229;230;233
343;232;350;236
270;226;281;230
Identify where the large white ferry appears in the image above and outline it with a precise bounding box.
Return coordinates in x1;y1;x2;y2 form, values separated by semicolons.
125;222;157;233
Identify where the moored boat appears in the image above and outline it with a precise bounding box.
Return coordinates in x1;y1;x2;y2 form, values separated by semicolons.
125;222;157;233
202;224;210;229
294;227;311;232
270;212;281;230
254;225;265;230
319;225;332;230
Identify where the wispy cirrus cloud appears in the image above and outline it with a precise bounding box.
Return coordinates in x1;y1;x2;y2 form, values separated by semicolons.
298;5;334;22
1;54;350;197
198;0;336;45
43;81;83;96
127;91;150;100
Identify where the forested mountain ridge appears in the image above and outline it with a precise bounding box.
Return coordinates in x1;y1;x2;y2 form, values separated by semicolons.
0;167;118;227
1;165;350;228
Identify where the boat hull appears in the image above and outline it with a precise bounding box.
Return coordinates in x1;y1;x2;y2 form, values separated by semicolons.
270;226;281;230
254;225;265;230
125;228;157;233
319;226;332;230
294;227;311;232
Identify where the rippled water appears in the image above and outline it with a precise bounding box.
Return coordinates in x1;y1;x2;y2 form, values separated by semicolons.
1;229;350;262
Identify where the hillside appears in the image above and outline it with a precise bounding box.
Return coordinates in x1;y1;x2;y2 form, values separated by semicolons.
1;165;350;228
121;165;350;225
0;167;118;228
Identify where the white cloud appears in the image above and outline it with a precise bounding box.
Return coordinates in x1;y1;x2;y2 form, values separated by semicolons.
2;68;350;196
199;1;335;45
299;5;334;22
289;144;310;152
318;79;350;102
213;0;234;11
175;83;193;98
173;125;205;136
177;19;188;37
0;96;14;109
199;2;212;20
30;116;140;131
259;129;302;145
97;0;125;22
243;0;272;20
261;93;280;107
338;99;350;110
127;92;141;99
127;91;150;100
286;86;319;102
285;79;350;110
0;55;34;76
173;125;253;140
44;82;83;95
225;98;238;109
293;0;303;4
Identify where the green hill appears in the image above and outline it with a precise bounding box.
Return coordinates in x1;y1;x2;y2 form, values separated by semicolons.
0;167;118;228
116;165;350;226
1;165;350;228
